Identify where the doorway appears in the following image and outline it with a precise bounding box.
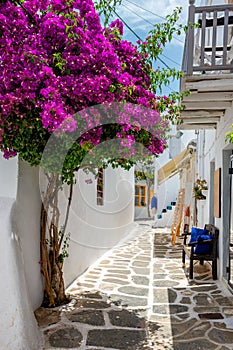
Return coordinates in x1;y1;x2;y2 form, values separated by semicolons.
229;154;233;288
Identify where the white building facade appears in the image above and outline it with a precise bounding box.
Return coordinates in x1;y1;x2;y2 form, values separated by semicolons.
0;155;135;349
180;0;233;290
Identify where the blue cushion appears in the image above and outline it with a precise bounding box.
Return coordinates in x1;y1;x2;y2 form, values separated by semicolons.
194;234;214;254
189;227;209;243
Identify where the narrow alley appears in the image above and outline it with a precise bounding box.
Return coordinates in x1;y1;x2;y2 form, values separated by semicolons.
36;223;233;350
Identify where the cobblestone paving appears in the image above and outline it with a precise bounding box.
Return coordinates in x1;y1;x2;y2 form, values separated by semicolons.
35;223;233;349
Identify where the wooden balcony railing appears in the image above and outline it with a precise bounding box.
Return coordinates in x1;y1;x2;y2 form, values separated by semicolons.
183;0;233;74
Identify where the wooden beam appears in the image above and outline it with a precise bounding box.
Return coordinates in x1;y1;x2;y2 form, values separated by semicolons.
182;92;233;102
177;123;217;130
183;74;233;82
181;117;220;123
180;110;224;118
184;101;231;110
185;79;233;92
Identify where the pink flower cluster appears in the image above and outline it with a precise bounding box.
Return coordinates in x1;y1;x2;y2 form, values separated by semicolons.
0;0;169;160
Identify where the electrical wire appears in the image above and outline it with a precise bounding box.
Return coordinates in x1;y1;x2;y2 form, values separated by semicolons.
122;3;157;27
110;6;181;92
122;1;184;45
124;0;167;21
120;4;182;67
112;8;171;69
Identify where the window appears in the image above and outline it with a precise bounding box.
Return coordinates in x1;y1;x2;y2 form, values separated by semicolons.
135;185;146;207
97;167;104;205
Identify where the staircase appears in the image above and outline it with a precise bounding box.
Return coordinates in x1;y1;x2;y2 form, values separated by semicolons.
152;201;177;228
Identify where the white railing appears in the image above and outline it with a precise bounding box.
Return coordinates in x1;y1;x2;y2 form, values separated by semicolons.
183;0;233;74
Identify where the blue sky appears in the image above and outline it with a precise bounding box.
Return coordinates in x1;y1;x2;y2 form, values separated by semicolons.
107;0;191;94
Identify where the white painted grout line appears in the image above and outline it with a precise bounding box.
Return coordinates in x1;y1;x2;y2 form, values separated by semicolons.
146;230;155;322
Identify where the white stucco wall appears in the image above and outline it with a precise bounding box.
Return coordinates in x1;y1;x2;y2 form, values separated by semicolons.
0;158;135;348
0;197;42;350
155;129;195;216
0;157;42;349
157;173;180;214
10;159;134;302
0;154;18;198
13;160;44;310
195;106;233;281
63;165;135;285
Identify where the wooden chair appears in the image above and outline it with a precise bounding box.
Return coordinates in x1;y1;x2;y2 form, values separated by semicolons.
182;224;219;280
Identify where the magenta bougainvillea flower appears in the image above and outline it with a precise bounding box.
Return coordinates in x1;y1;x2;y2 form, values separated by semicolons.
0;0;170;169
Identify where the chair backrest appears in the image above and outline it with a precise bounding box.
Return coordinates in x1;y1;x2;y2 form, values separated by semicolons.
204;224;219;256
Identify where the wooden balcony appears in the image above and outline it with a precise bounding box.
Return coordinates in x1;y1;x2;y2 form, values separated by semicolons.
179;0;233;130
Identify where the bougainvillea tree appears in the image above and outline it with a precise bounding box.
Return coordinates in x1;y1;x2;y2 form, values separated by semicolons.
0;0;185;306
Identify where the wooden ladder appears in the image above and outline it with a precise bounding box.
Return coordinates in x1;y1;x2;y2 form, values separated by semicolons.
171;189;185;245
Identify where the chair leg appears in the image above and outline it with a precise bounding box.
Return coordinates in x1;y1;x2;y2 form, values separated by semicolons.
212;260;217;280
200;259;204;265
189;258;194;279
182;249;186;266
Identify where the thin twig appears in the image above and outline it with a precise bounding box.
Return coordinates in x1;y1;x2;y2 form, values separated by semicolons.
59;181;73;250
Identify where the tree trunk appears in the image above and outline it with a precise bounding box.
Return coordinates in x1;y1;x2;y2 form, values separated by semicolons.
147;184;151;218
40;173;72;307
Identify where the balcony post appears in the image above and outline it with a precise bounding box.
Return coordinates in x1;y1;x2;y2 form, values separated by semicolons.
187;0;196;75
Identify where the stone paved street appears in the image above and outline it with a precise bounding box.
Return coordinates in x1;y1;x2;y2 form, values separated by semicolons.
35;223;233;349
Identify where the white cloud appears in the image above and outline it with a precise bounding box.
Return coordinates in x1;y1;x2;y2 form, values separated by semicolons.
121;0;189;24
116;0;188;47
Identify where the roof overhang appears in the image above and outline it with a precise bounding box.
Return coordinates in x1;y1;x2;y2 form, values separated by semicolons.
179;74;233;130
158;146;195;185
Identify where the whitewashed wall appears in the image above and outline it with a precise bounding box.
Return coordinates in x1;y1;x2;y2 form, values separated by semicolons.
157;173;180;215
13;161;44;309
155;130;195;216
63;166;135;285
0;154;17;198
195;106;233;281
0;157;135;349
0;197;42;350
0;156;42;349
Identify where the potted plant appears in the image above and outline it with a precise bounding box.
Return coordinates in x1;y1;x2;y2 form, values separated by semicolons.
193;178;208;200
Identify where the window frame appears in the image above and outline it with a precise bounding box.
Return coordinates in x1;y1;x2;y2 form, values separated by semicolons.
135;184;146;207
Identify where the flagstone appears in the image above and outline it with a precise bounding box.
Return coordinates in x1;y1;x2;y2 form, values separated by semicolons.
47;327;83;348
193;294;217;306
153;280;179;287
132;261;149;267
174;321;211;340
131;267;150;274
215;296;233;306
107;269;131;274
173;339;218;350
34;307;61;328
208;328;233;343
86;329;146;348
132;276;149;285
102;278;129;285
104;274;129;280
171;318;197;333
75;299;110;309
108;309;146;328
69;310;105;326
118;285;149;297
110;294;148;307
